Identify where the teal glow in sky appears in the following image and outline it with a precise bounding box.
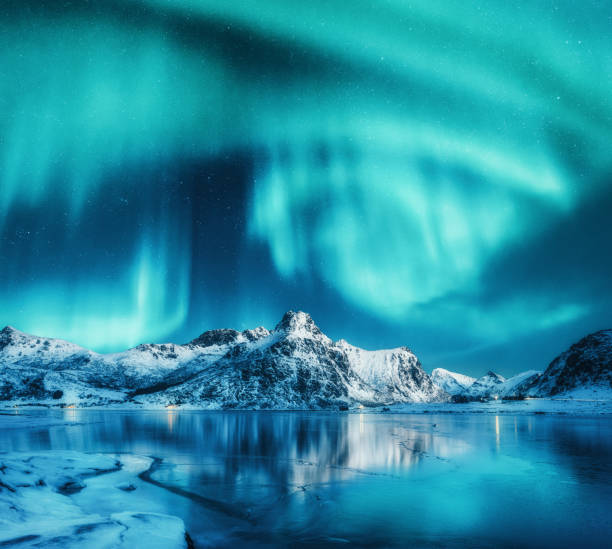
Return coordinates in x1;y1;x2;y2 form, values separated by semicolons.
1;1;611;376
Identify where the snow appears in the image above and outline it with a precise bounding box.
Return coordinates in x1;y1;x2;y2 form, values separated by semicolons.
454;370;543;400
0;326;91;359
2;319;611;410
462;371;507;398
553;384;612;400
497;370;541;397
243;326;271;341
338;340;410;389
0;452;190;548
431;368;475;395
107;344;198;373
337;340;445;402
1;312;447;408
276;310;332;344
381;398;612;415
532;329;612;396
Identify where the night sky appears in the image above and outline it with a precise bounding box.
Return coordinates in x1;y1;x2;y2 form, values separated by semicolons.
1;0;611;377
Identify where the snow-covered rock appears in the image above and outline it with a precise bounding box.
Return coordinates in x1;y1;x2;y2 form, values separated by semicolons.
0;325;217;405
0;311;445;408
527;329;612;398
498;370;541;398
460;371;506;400
449;370;542;401
434;331;612;402
336;340;447;403
156;311;447;408
431;368;475;396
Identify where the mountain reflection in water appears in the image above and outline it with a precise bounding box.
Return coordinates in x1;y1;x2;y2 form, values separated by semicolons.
1;410;610;548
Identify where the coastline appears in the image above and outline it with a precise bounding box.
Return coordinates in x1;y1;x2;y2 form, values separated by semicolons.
2;398;611;416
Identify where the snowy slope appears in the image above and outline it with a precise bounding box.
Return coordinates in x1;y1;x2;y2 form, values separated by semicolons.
337;341;447;403
0;326;123;402
4;319;609;408
0;311;445;408
0;325;221;403
155;311;446;408
431;368;475;396
528;329;612;398
498;370;541;397
461;371;506;399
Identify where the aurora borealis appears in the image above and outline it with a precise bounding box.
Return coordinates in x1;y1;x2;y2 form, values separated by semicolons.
1;1;611;376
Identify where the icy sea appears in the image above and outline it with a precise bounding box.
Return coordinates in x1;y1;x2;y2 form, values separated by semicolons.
1;410;611;548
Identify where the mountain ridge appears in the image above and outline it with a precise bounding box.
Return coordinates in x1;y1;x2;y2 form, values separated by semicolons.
430;368;476;396
2;319;611;407
0;311;447;408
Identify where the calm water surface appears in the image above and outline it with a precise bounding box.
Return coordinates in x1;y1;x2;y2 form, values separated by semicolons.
1;410;611;548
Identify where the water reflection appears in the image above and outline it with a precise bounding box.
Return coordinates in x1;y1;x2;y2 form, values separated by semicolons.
495;415;500;449
0;410;610;548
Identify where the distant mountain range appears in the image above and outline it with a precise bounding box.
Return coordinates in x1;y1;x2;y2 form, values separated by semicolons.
435;369;542;402
432;330;612;402
0;314;610;408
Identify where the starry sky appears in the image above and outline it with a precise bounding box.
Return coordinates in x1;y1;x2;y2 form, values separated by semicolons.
1;0;611;377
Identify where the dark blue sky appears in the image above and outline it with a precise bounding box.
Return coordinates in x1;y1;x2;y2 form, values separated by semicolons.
1;1;611;377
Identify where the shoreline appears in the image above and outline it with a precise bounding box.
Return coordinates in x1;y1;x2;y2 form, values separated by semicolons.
1;398;611;416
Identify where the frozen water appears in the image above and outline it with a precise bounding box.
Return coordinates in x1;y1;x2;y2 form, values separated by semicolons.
0;451;188;548
0;409;611;547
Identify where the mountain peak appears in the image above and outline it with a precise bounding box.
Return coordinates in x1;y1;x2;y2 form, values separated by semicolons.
431;368;476;396
242;326;270;342
0;325;20;345
535;328;612;396
274;310;322;337
485;371;505;381
190;328;241;347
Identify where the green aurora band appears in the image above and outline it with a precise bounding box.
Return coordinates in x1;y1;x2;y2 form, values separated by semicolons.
0;1;611;362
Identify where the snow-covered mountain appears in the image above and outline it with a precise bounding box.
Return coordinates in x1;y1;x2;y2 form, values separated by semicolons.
453;370;542;400
459;371;506;399
498;370;541;397
337;340;443;403
431;368;475;396
0;311;447;408
527;329;612;399
4;319;609;407
459;330;612;400
0;324;222;403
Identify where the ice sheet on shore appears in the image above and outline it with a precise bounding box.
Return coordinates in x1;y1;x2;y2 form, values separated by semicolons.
2;394;611;417
0;452;189;548
383;397;612;415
